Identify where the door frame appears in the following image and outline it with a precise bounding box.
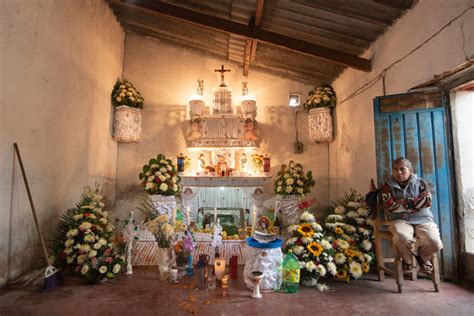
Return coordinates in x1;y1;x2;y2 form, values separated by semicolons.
373;90;459;279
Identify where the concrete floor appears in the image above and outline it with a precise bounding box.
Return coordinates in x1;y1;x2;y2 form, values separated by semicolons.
0;267;473;316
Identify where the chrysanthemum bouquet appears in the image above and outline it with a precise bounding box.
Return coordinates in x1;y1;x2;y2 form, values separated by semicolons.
274;161;315;196
303;85;337;111
145;214;175;248
52;186;125;281
111;78;144;108
139;154;181;195
324;190;375;282
284;211;335;283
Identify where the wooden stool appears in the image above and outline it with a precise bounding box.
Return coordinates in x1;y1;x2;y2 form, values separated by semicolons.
371;182;440;293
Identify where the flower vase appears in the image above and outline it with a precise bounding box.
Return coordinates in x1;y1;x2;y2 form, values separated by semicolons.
275;195;302;239
113;105;142;142
301;277;319;287
157;247;173;281
309;107;333;144
186;254;194;276
149;195;177;219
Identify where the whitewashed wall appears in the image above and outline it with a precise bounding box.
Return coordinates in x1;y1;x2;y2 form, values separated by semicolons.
114;35;329;223
0;0;124;286
329;0;474;199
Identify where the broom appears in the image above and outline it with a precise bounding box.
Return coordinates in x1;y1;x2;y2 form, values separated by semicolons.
13;143;62;292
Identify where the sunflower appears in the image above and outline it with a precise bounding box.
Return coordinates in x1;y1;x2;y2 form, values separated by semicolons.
362;262;370;273
335;227;344;235
307;242;324;257
344;248;361;258
297;223;314;237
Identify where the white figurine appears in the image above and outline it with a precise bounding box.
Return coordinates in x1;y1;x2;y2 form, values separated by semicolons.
211;218;223;249
122;211;139;274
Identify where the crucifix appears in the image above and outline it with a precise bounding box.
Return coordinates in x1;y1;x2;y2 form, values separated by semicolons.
214;65;231;82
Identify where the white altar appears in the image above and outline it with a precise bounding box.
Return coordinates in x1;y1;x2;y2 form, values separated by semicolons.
132;65;273;266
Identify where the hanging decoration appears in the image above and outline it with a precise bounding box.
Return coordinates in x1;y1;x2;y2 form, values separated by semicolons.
304;85;337;143
111;78;144;142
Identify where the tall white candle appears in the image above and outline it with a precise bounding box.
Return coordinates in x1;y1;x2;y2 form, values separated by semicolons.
171;208;176;225
250;205;257;236
186;206;191;225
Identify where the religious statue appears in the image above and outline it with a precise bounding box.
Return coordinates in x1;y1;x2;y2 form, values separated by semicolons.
186;118;202;141
243;118;258;141
122;211;139;275
240;152;248;173
216;153;229;177
197;153;206;174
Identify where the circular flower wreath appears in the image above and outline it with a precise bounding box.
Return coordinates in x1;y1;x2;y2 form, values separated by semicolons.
139;154;181;195
324;190;375;282
284;211;336;282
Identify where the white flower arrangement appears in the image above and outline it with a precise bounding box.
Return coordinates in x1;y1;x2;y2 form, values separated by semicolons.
52;185;125;282
323;190;375;282
139;154;181;195
303;85;337;111
284;211;334;284
111;78;144;108
144;214;175;248
274;161;315;197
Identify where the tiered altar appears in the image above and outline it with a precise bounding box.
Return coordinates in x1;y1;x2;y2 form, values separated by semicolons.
134;65;272;266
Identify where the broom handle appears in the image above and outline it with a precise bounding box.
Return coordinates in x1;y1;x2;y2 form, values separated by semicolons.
13;143;51;265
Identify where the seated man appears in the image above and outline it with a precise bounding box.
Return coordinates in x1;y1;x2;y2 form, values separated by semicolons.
381;157;443;273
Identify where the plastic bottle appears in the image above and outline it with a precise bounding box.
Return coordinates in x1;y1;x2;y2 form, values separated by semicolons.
281;250;300;293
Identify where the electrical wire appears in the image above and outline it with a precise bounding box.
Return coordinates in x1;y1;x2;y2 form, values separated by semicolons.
338;6;473;105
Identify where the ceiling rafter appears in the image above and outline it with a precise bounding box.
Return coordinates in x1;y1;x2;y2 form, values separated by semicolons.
120;0;371;72
243;0;264;77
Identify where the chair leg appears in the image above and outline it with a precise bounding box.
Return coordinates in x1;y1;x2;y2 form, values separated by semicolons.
395;258;403;293
431;254;440;292
411;255;418;281
375;230;384;282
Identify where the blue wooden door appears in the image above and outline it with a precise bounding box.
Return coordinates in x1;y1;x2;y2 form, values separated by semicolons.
374;91;455;277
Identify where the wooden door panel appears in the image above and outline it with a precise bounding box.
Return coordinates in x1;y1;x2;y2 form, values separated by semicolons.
374;92;454;277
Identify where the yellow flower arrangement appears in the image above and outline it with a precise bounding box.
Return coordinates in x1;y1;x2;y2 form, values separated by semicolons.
335;227;344;235
307;242;324;257
297;223;315;237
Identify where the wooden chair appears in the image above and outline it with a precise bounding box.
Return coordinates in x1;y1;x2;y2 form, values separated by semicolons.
370;180;440;293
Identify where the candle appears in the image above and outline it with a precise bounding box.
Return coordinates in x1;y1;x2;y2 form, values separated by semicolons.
171;208;176;225
250;205;257;236
186;206;191;225
214;257;225;281
170;268;178;282
214;207;218;225
221;274;229;286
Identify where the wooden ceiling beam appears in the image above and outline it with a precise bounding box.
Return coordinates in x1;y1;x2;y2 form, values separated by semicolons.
121;0;371;72
243;0;264;77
